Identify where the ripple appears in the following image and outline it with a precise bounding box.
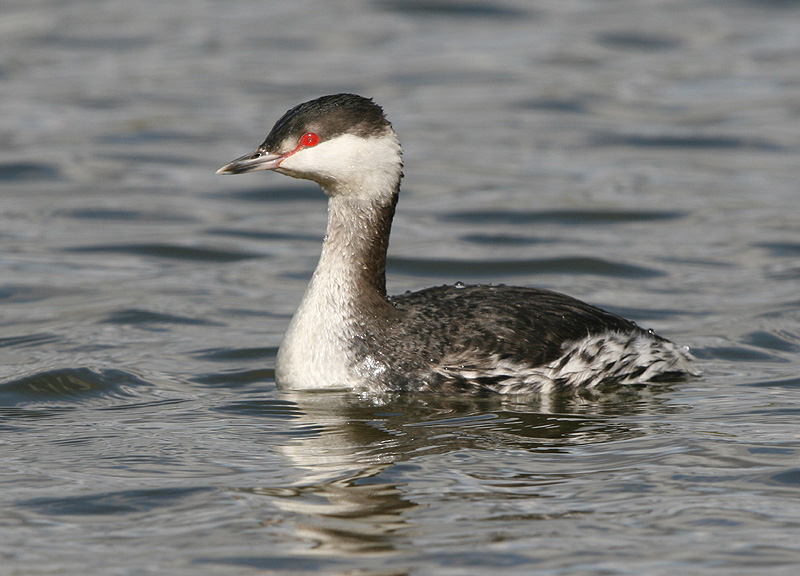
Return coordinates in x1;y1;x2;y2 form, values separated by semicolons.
0;333;62;349
743;330;800;353
0;162;62;182
768;468;800;487
192;346;277;363
460;233;544;246
694;345;781;363
0;285;81;303
212;185;323;203
0;368;155;407
746;376;800;389
102;308;213;327
20;487;210;517
214;398;303;419
757;242;800;257
60;208;195;223
596;31;682;51
205;227;319;242
0;406;72;423
189;368;275;387
194;555;333;573
443;208;687;226
594;132;784;151
39;34;153;51
66;243;264;262
516;97;588;114
373;0;528;18
388;255;663;278
98;130;201;145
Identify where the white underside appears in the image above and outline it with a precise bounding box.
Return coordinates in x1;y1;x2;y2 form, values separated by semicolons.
275;267;358;390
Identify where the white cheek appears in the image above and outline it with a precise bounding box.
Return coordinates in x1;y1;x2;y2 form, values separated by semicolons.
278;133;402;195
280;138;351;175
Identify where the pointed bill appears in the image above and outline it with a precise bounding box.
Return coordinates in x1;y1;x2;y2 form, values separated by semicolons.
216;149;285;175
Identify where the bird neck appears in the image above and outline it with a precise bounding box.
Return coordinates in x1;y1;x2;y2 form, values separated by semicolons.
315;187;398;302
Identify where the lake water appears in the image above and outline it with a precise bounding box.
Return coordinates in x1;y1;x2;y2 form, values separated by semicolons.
2;0;800;574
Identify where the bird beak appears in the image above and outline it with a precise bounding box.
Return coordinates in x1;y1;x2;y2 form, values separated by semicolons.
216;149;285;175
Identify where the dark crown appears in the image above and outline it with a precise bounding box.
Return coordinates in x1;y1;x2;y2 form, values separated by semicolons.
262;93;391;151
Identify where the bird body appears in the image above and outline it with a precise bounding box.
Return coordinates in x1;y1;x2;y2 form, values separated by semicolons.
218;93;696;395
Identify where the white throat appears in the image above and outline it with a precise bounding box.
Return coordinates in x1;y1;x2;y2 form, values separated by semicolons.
275;131;403;390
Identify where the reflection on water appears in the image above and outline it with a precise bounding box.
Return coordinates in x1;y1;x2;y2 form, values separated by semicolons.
254;389;674;558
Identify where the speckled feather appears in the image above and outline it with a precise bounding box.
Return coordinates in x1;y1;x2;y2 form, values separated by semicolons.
218;93;698;395
348;283;693;394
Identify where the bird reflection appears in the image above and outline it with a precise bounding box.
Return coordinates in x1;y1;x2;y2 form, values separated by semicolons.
239;388;674;558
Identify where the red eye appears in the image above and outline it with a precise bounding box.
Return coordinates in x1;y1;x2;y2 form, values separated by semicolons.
301;132;320;147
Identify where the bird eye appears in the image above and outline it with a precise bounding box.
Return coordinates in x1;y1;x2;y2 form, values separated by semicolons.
301;132;320;147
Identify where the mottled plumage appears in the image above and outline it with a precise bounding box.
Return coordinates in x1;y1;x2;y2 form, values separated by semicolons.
217;94;697;395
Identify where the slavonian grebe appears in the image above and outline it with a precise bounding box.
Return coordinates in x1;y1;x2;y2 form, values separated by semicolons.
217;93;696;395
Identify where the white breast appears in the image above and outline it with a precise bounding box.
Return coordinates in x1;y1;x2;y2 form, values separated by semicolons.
275;277;356;390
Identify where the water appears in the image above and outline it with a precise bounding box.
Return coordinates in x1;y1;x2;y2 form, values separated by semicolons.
2;0;800;574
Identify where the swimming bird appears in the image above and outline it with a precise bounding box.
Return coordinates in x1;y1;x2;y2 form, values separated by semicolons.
217;93;696;395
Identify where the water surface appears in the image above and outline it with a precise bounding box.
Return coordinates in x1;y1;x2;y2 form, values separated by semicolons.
2;0;800;574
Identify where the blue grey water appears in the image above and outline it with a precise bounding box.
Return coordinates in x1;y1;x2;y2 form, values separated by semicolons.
1;0;799;574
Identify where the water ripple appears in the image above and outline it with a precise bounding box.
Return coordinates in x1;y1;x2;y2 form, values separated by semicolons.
65;243;265;262
443;208;687;226
758;242;800;257
192;346;278;363
189;368;275;387
0;367;154;407
594;132;785;151
595;31;683;51
210;185;323;203
101;308;214;327
214;399;303;419
0;161;62;182
0;332;62;349
388;255;663;278
0;285;81;303
20;487;210;517
60;207;195;223
374;0;529;18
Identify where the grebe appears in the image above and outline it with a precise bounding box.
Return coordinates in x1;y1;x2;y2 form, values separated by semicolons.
217;93;696;395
